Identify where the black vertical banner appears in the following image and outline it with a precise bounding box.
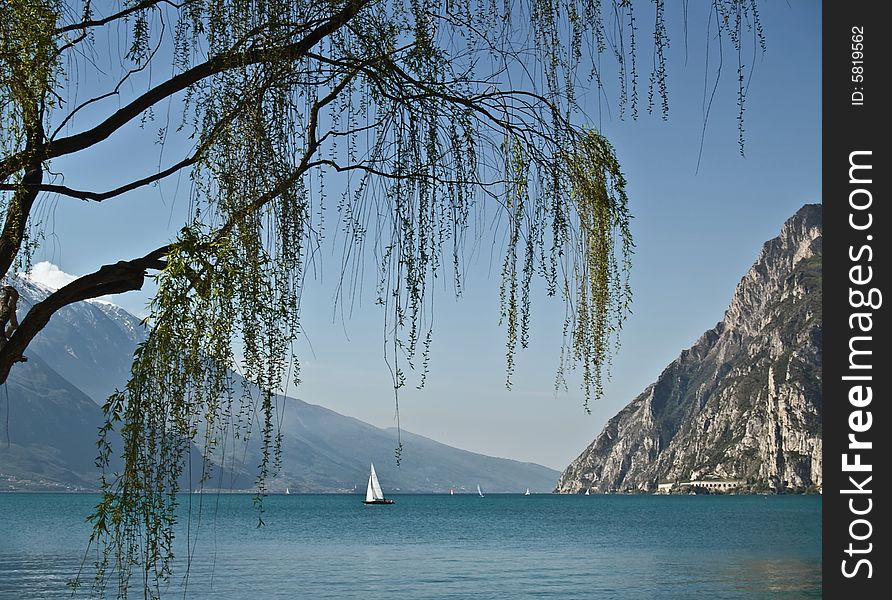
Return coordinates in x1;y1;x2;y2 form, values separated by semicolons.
823;2;889;596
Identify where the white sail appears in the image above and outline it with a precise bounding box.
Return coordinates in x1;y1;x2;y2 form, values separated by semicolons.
366;463;385;502
365;475;375;502
477;484;484;497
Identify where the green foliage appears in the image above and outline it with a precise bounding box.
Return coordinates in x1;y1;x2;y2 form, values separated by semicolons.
0;0;59;137
562;129;633;406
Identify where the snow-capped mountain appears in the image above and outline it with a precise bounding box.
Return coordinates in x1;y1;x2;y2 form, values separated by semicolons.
2;270;558;492
13;276;146;404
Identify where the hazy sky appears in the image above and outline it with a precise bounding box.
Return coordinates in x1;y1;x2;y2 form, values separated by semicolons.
28;2;820;470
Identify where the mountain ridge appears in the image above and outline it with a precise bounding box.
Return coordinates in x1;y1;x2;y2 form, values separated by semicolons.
2;276;558;492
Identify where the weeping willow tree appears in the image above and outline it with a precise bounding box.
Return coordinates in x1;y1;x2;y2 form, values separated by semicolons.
1;0;765;596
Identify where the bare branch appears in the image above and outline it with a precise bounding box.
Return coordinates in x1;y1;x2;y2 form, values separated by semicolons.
9;82;273;202
0;246;169;383
0;0;371;181
51;16;169;138
54;0;185;35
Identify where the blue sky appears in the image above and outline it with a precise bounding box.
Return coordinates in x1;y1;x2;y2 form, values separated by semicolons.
28;2;821;470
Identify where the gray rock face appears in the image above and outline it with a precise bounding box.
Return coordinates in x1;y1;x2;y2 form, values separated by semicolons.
556;204;822;493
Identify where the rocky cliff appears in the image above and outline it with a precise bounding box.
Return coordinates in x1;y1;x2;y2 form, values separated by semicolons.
555;204;822;493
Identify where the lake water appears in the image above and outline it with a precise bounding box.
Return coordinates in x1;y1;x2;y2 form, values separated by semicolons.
0;493;820;598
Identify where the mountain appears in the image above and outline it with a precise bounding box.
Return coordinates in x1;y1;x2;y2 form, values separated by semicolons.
1;276;558;492
0;280;134;490
13;278;146;404
555;204;822;494
207;395;558;493
0;353;115;490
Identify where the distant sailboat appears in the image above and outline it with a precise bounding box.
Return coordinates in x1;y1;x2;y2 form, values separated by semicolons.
285;487;291;495
584;488;590;496
363;463;395;505
449;488;454;495
477;484;485;497
524;488;531;496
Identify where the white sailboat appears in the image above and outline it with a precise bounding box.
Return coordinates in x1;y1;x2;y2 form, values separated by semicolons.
477;484;485;497
584;488;590;496
524;488;531;496
285;487;291;495
362;463;395;505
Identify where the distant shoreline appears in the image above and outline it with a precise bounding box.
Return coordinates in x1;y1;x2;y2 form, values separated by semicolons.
0;488;823;496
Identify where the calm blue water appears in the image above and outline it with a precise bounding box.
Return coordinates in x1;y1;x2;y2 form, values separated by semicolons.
0;493;820;599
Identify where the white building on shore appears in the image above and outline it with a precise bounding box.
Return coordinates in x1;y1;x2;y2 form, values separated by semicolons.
656;479;745;494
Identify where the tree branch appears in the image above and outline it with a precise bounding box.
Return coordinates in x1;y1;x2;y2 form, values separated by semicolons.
0;112;45;278
0;44;366;381
54;0;186;35
0;0;371;181
0;246;170;384
0;155;197;202
210;68;361;243
6;82;270;203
